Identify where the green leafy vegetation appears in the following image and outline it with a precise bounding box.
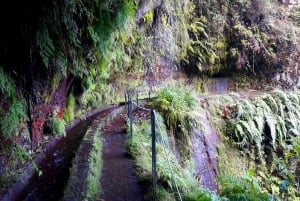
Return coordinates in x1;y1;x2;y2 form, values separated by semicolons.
63;93;76;123
94;0;137;76
0;67;28;138
220;175;275;201
49;117;66;136
151;86;197;162
44;108;66;136
290;6;300;26
216;90;300;199
126;115;216;201
0;0;300;199
285;137;300;161
181;13;219;75
152;86;196;134
126;110;284;201
1;98;28;137
227;90;300;160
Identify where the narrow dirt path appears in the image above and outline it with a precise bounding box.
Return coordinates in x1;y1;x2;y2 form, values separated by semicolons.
100;113;144;201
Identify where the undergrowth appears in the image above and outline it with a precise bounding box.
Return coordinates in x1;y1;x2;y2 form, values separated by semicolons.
151;86;198;163
227;90;300;161
45;109;66;136
0;67;28;138
126;110;282;200
152;86;196;135
216;90;300;199
127;114;201;200
219;175;278;201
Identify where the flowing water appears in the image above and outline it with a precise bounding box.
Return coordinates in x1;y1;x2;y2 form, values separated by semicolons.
2;107;114;201
1;78;230;199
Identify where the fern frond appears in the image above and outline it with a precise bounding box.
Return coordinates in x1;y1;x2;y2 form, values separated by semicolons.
36;25;55;67
237;99;256;120
254;115;264;134
263;94;278;114
220;175;270;201
289;93;300;105
265;114;277;149
234;122;245;143
275;116;287;142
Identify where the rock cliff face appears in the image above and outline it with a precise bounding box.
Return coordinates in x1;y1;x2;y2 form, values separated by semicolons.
0;0;299;156
0;0;299;199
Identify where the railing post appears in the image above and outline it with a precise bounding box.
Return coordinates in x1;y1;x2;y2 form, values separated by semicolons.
129;97;133;140
151;109;157;199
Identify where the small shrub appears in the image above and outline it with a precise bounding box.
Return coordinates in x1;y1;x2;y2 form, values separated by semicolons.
220;175;274;201
152;86;196;133
45;117;66;136
127;117;202;201
183;188;219;201
290;6;300;26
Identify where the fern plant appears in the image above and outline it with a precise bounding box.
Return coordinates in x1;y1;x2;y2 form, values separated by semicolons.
36;25;55;67
0;67;28;137
227;90;300;160
290;6;300;26
94;0;137;78
152;86;196;134
181;14;219;74
127;116;205;201
220;175;275;201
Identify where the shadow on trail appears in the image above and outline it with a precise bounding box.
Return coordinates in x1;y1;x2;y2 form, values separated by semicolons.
100;113;145;201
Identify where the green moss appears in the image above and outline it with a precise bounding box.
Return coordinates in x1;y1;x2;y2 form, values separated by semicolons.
86;131;103;200
143;10;153;24
98;57;109;79
64;123;104;201
217;142;248;177
63;93;76;123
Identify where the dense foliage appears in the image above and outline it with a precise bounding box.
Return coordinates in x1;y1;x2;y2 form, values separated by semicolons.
0;0;300;199
127;111;282;201
220;90;300;199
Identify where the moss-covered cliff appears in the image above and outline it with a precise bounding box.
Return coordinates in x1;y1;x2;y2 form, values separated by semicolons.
0;0;299;199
